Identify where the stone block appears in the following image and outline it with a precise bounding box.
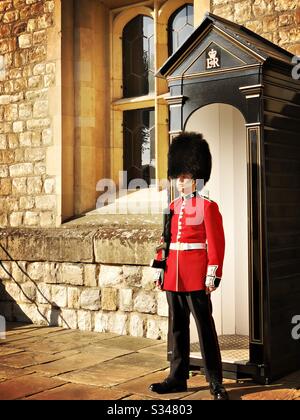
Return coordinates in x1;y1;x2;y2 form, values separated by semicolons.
146;317;168;341
123;265;142;288
108;312;128;335
77;310;92;331
12;121;24;133
40;212;55;227
119;288;133;312
129;313;145;337
98;265;123;287
37;283;52;305
28;177;43;195
94;311;109;332
234;1;252;22
67;287;80;309
18;34;32;49
51;285;67;308
11;261;26;283
9;163;33;177
141;267;156;291
20;196;35;210
25;147;46;162
0;134;7;149
9;212;23;227
0;261;11;280
59;308;77;330
19;282;37;304
61;264;84;286
24;212;40;226
84;264;97;287
33;100;48;118
101;288;117;311
12;178;27;194
80;288;100;311
27;262;44;281
35;195;56;210
134;292;156;314
94;226;162;266
157;291;168;317
43;178;55;194
0;165;8;178
3;282;20;302
0;178;11;195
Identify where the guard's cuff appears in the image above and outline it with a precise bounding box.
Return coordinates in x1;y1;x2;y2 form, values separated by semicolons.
205;265;220;288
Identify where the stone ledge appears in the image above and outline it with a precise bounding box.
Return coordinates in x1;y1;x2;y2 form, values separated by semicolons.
0;224;162;266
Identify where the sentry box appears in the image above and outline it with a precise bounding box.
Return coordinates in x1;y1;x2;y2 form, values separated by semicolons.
157;12;300;385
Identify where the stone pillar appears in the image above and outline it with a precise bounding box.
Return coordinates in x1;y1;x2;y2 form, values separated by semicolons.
194;0;211;26
62;0;75;221
73;0;110;216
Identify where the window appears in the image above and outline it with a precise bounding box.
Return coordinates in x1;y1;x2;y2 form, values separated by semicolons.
123;15;155;98
124;108;155;187
168;4;194;56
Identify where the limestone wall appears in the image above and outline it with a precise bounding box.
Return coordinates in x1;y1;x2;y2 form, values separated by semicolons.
0;260;168;339
0;225;168;340
212;0;300;55
0;0;61;229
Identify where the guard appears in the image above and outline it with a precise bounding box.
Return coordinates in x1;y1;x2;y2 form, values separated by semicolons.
150;132;229;400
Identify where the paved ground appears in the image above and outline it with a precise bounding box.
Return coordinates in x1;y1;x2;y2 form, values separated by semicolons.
0;323;299;400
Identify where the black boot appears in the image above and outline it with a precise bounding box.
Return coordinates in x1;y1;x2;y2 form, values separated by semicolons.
149;377;187;394
209;382;229;400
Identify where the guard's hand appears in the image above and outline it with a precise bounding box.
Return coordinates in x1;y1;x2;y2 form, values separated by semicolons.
206;286;217;294
155;280;163;290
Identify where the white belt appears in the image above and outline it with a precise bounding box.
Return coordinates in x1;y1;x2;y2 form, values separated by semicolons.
169;242;207;251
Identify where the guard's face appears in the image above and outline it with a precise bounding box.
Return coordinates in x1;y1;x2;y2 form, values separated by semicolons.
176;174;195;195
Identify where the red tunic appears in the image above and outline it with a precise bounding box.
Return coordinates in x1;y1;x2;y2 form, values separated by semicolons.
157;192;225;292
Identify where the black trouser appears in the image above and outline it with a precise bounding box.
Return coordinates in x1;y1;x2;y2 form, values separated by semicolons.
166;290;223;384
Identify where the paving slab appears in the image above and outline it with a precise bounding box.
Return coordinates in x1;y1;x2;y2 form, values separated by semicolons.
0;365;36;383
5;323;37;333
0;373;66;400
59;353;169;387
181;389;212;400
24;383;129;400
241;388;300;400
91;336;161;351
0;349;80;369
16;338;92;354
0;346;24;357
33;346;134;376
21;327;66;338
138;343;168;356
51;330;119;342
2;336;41;349
114;369;195;400
122;394;157;400
1;334;41;345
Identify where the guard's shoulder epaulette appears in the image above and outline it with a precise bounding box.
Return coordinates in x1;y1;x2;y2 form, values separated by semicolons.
198;192;214;203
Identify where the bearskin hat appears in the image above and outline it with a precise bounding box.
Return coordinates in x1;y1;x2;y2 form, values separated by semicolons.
168;132;212;184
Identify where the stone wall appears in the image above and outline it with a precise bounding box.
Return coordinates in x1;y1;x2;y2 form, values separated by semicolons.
0;225;168;340
212;0;300;55
0;0;58;229
0;260;168;340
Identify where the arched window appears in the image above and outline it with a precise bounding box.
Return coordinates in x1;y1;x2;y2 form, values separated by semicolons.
123;15;154;98
168;4;194;56
124;108;155;186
